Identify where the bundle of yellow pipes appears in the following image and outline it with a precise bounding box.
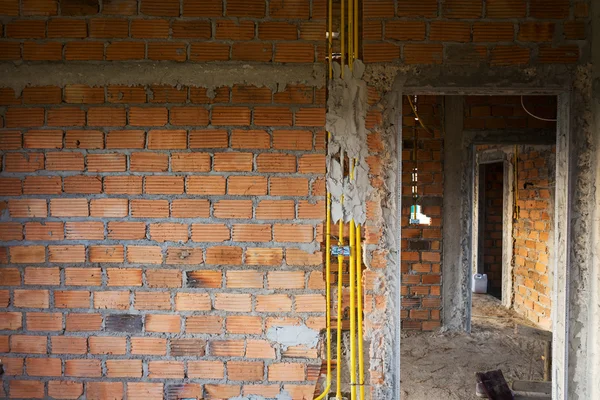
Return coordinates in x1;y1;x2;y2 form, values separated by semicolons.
315;0;364;399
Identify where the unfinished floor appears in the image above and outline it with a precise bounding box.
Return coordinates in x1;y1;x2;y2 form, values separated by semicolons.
401;294;548;400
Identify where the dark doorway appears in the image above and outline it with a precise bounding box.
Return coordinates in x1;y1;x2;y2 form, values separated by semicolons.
480;162;504;300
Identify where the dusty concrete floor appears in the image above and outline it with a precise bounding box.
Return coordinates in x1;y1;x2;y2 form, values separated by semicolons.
400;294;549;400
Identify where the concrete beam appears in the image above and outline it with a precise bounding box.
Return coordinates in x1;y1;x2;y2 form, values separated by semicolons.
0;63;326;94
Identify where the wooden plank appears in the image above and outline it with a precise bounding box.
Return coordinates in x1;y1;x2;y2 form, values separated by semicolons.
512;380;552;395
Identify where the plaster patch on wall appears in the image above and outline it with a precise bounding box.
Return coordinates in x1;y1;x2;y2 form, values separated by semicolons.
326;60;372;224
266;324;319;351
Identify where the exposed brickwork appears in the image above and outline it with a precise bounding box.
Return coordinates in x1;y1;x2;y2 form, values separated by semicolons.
482;162;503;299
362;0;589;65
513;146;555;330
398;95;444;331
0;0;327;63
0;84;326;399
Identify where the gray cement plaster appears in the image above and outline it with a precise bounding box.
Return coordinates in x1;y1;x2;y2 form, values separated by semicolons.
0;63;327;94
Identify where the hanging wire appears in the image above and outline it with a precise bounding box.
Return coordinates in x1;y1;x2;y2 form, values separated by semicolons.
520;96;557;122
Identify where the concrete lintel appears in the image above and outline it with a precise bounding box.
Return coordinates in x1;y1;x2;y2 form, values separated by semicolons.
0;62;327;94
466;129;556;145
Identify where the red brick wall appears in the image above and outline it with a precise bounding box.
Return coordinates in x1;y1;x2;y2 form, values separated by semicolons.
0;0;327;63
482;162;503;299
0;83;326;398
399;95;443;331
362;0;589;65
513;146;555;329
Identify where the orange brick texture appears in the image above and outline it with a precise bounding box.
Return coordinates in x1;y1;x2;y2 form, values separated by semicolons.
362;0;588;65
0;0;327;63
0;84;326;399
513;146;555;330
482;162;503;298
399;95;443;331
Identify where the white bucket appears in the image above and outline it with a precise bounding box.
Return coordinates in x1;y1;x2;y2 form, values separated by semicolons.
472;273;488;294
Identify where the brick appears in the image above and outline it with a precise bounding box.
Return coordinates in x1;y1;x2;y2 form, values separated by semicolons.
273;224;313;243
0;0;19;15
213;152;253;172
106;41;145;60
254;107;293;126
9;381;44;399
146;269;182;288
27;312;62;331
145;176;184;194
22;86;61;104
0;268;21;285
130;152;169;172
229;361;264;381
65;130;104;149
443;0;482;18
7;20;46;38
0;312;22;330
268;271;305;289
274;43;314;63
64;85;104;103
23;175;61;195
257;153;296;172
518;22;555;42
65;267;101;285
87;107;127;126
106;359;143;378
48;18;87;38
189;129;228;148
172;20;212;38
134;291;171;310
104;314;143;333
226;270;263;289
298;200;325;219
24;267;60;285
127;245;163;264
148;361;185;379
90;198;128;217
246;339;276;358
23;130;63;149
190;42;230;61
10;245;45;264
214;293;251;312
141;0;179;15
539;45;579;64
54;290;90;308
0;178;22;196
188;360;224;379
0;131;22;149
45;152;85;171
148;42;187;61
23;41;63;61
131;19;169;38
175;292;211;311
530;0;569;19
272;130;312;150
256;294;292;312
89;17;128;38
214;199;253;218
48;381;83;399
212;106;251;125
232;224;272;242
131;337;167;355
186;270;222;288
65;313;102;331
491;46;530;65
209;339;245;357
7;109;46;128
147;129;187;150
131;199;169;218
104;176;143;195
94;291;130;310
231;129;270;149
363;43;400;63
86;153;126;172
185;316;223;334
107;268;143;286
171;199;210;218
429;21;471;42
65;221;103;240
130;107;169;127
256;200;295;219
8;199;46;218
89;245;124;263
61;0;98;15
295;294;325;312
26;357;62;376
87;382;124;400
50;198;88;217
65;41;104;61
106;130;145;148
486;0;526;18
145;314;180;333
473;22;515;42
259;21;297;40
0;222;23;240
14;289;49;308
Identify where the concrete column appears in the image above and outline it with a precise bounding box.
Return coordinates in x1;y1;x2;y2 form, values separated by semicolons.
441;96;470;331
